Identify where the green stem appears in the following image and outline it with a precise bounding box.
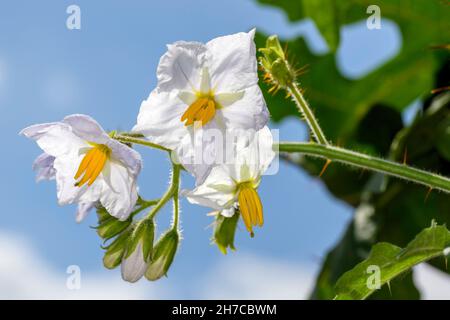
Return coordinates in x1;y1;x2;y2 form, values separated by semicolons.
146;163;182;221
288;82;329;145
114;134;171;152
171;165;181;229
130;199;159;219
118;132;145;138
277;142;450;194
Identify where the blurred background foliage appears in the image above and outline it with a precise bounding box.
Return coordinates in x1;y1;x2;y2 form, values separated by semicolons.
254;0;450;299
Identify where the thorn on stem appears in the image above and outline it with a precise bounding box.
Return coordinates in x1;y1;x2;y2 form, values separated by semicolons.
319;159;332;178
386;281;392;296
403;147;408;165
425;187;433;202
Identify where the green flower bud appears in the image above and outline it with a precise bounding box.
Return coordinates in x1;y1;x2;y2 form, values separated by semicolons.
213;211;240;255
125;219;155;262
97;217;132;240
121;220;155;283
102;227;132;269
145;228;179;281
95;205;132;240
259;34;296;90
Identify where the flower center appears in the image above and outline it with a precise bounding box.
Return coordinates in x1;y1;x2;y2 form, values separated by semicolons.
74;144;111;187
181;94;216;127
237;182;263;237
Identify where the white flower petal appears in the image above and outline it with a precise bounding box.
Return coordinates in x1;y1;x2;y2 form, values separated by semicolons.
214;91;244;108
232;126;275;181
157;41;207;92
221;206;236;218
178;91;197;105
105;138;142;177
133;90;189;150
200;67;211;92
76;202;96;223
185;165;236;210
121;242;147;283
32;153;56;182
100;160;138;221
22;122;86;158
20;122;61;140
53;151;102;206
218;84;269;132
206;29;258;92
63;114;109;144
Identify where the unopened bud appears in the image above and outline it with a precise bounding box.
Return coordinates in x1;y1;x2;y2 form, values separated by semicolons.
102;228;132;269
121;220;155;283
145;228;179;281
259;35;296;89
96;207;132;240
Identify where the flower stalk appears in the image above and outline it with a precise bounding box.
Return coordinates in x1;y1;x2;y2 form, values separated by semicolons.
276;142;450;194
114;134;171;152
146;163;182;221
287;83;329;145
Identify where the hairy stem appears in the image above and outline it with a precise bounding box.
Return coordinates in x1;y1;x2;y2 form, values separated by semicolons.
288;83;329;145
114;134;171;152
147;163;182;220
277;142;450;193
171;164;181;229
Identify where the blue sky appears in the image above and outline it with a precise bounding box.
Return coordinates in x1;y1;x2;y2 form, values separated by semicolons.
2;0;444;299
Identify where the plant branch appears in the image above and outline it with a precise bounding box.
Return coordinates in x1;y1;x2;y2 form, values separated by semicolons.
114;134;171;152
276;141;450;194
171;164;181;229
146;163;182;221
287;83;329;145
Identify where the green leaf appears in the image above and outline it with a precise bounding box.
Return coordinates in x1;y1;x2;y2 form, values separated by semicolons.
334;223;450;300
302;0;341;51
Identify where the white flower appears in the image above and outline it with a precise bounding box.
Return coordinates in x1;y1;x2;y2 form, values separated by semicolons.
185;127;275;236
133;29;269;183
21;114;142;221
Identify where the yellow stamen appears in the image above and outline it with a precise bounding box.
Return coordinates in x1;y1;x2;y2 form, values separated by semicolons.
237;183;264;237
74;144;111;187
181;96;216;127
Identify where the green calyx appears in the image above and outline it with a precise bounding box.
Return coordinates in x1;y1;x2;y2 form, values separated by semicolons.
145;228;179;281
259;35;296;89
213;211;240;254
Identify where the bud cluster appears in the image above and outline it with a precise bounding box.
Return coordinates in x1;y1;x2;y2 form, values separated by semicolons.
98;205;179;282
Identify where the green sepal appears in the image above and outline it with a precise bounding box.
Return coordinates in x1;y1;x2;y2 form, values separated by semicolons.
102;227;133;269
213;212;240;254
145;228;179;281
124;219;155;262
95;206;132;240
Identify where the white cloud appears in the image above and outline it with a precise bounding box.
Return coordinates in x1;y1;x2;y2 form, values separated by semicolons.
414;264;450;300
199;253;316;299
0;231;169;299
